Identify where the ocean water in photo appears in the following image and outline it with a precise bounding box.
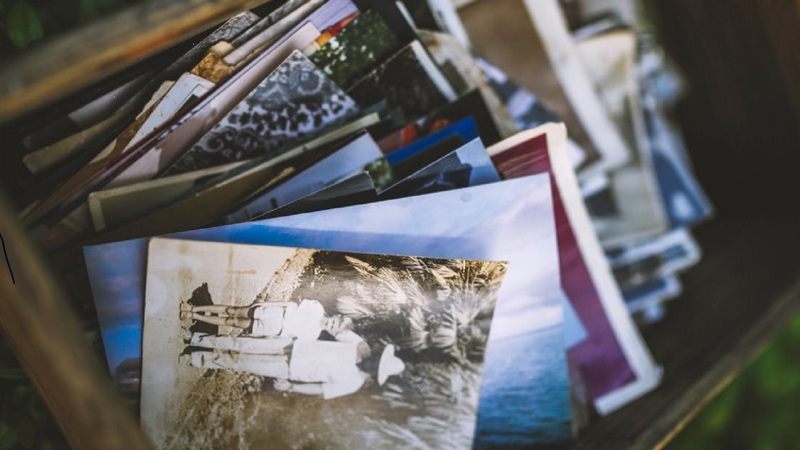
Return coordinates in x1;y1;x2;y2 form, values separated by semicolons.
476;324;571;448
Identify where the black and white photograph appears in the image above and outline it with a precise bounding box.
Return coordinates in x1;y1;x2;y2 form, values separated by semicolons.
141;238;507;449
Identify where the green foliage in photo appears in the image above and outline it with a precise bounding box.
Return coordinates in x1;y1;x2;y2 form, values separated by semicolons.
310;8;403;89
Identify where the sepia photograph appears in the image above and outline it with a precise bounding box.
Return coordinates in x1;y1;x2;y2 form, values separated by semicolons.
141;238;506;449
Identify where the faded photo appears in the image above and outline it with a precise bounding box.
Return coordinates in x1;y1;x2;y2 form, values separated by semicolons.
141;238;507;449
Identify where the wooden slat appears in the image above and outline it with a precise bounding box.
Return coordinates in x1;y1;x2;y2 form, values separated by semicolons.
648;278;800;449
572;215;800;449
0;0;272;123
649;0;800;212
0;191;152;450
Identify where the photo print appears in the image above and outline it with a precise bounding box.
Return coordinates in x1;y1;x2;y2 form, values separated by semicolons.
141;238;507;449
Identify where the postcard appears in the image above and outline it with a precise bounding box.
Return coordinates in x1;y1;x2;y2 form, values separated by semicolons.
255;171;377;220
35;0;362;250
387;134;463;184
399;0;471;49
477;57;557;128
128;73;215;148
88;161;247;232
644;99;713;228
21;97;144;177
607;228;701;291
379;138;500;200
576;29;668;247
222;131;382;223
221;0;335;70
309;8;406;89
299;11;359;56
108;111;383;235
142;238;506;448
576;29;647;156
417;30;475;96
85;172;571;447
14;10;261;221
18;86;160;227
585;170;668;248
230;0;310;48
487;123;660;414
159;10;264;83
397;0;441;31
20;11;264;226
85;133;368;244
382;116;479;164
376;89;502;153
34;24;323;251
190;0;326;83
22;74;148;153
426;0;472;48
352;0;418;45
254;107;382;161
347;40;456;126
421;89;504;145
476;57;587;169
33;20;317;227
417;30;519;139
165;51;359;175
460;0;631;177
20;76;185;228
623;275;681;315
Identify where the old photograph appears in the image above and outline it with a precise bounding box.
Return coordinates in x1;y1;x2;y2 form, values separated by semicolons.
141;238;506;449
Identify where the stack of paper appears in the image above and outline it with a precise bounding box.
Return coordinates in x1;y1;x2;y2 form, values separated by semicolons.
5;0;712;446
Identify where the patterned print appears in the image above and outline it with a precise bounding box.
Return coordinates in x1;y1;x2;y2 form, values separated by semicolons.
166;51;358;175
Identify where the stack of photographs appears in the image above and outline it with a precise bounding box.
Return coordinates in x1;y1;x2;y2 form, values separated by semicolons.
567;0;712;322
459;0;712;323
3;0;711;446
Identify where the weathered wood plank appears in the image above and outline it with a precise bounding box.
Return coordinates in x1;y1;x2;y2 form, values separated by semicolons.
0;0;272;123
571;215;800;449
0;191;152;450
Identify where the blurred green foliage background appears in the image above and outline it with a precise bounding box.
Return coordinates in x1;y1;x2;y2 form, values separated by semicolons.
0;338;67;450
0;0;126;58
667;312;800;450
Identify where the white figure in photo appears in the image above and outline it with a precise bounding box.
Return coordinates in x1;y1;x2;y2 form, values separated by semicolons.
181;297;355;352
184;338;405;400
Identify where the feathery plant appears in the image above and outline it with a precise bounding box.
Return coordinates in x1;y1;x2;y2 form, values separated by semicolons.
337;254;506;364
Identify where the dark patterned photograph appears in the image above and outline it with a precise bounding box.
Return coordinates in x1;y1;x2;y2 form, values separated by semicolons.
141;238;507;449
347;40;456;127
165;51;359;175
